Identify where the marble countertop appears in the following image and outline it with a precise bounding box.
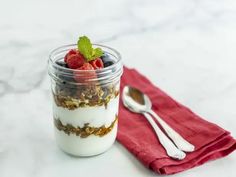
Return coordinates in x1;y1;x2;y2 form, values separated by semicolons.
0;0;235;176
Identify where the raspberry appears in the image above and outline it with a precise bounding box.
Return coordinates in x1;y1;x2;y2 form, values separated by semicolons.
64;49;77;63
89;58;104;69
67;53;85;69
74;63;96;82
79;63;94;70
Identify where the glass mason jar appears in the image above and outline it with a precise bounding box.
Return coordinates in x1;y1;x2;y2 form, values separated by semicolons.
48;44;123;156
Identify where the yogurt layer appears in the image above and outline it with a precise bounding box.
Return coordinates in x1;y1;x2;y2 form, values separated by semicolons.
53;97;119;127
55;123;117;156
53;97;119;156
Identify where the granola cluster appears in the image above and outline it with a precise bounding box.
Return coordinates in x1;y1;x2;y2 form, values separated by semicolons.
54;84;119;110
54;115;118;138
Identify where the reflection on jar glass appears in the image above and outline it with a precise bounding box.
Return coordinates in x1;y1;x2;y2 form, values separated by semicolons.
48;44;123;156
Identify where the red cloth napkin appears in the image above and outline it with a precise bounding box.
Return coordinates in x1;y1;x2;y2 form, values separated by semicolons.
117;67;236;175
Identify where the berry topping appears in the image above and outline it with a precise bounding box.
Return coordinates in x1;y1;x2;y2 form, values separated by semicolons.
62;36;106;73
66;53;85;69
89;58;104;69
55;61;68;68
79;63;94;70
74;63;96;82
101;53;114;67
64;49;77;62
104;61;114;67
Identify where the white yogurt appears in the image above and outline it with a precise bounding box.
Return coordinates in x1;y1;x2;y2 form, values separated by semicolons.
55;123;117;156
53;97;119;156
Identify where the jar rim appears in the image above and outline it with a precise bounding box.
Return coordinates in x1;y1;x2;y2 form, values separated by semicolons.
48;43;123;85
48;43;122;73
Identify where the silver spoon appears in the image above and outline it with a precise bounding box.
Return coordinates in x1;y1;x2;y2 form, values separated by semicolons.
122;86;195;152
122;86;194;159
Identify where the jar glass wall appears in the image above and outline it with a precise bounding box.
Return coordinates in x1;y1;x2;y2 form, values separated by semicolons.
48;44;123;156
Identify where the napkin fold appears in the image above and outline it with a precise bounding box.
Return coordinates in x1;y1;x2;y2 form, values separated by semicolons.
117;67;236;175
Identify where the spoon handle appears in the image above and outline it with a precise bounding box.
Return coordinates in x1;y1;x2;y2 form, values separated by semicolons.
142;112;186;160
148;110;195;152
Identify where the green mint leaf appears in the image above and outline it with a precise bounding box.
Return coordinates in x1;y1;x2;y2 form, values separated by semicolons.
86;47;103;61
91;47;103;59
77;36;103;61
77;36;93;60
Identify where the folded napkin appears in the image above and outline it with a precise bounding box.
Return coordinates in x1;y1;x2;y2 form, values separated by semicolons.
117;67;236;175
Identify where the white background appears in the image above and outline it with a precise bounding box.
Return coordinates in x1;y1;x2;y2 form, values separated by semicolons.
0;0;235;176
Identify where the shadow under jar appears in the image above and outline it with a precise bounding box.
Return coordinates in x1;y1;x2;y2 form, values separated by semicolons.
48;44;123;156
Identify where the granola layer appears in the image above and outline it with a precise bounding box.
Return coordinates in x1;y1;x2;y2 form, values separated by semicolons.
54;115;118;138
54;84;119;110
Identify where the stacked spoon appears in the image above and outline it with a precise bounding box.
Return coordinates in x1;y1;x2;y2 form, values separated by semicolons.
122;86;195;160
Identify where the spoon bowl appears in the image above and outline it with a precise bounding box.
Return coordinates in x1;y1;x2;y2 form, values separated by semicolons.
122;86;152;113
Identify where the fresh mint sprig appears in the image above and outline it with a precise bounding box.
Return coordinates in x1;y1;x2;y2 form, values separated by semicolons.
77;36;103;62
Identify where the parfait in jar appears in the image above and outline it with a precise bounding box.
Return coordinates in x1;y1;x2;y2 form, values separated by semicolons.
48;36;123;156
